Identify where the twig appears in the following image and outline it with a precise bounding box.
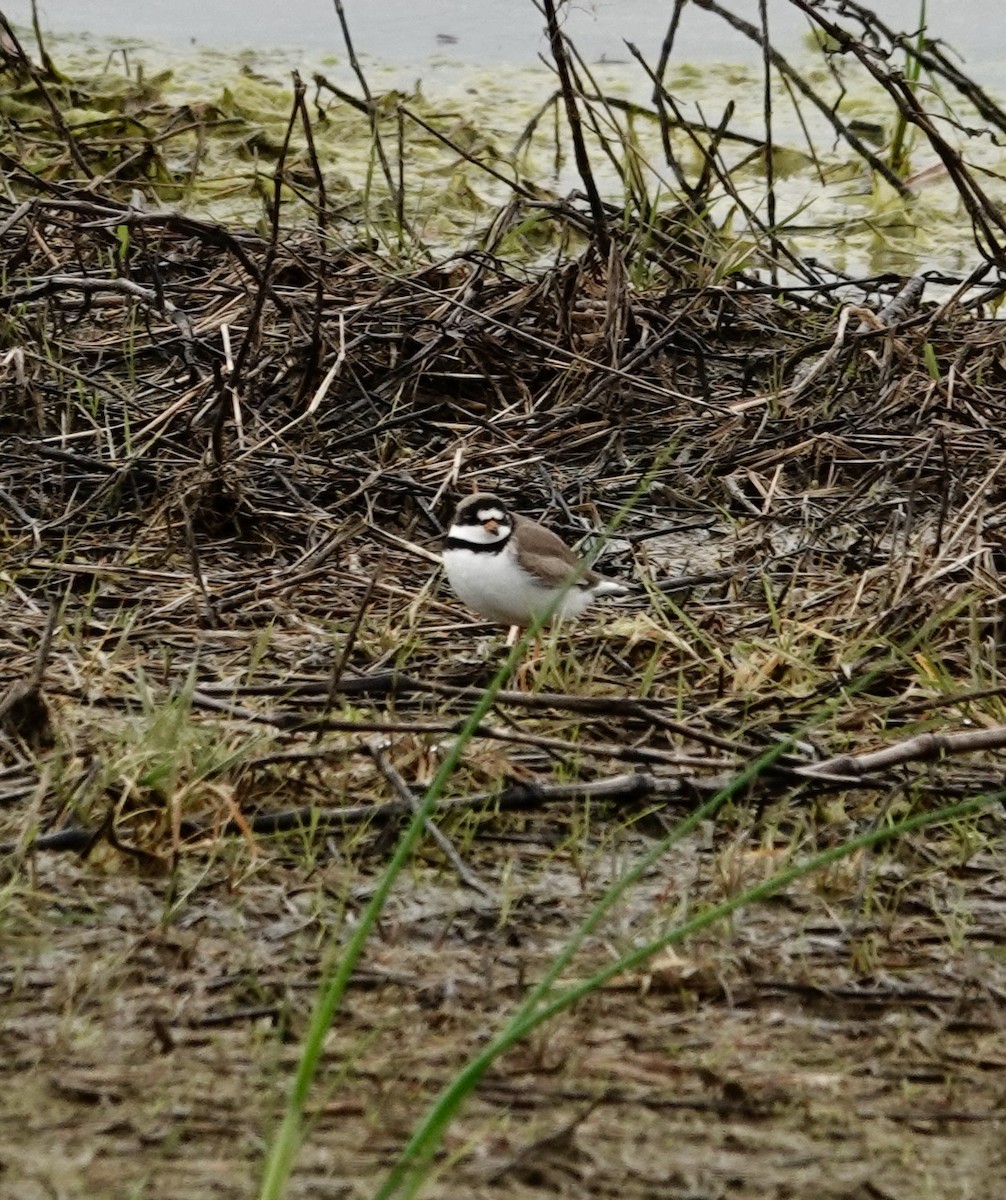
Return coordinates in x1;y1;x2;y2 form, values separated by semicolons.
330;0;411;239
798;726;1006;782
367;740;492;896
691;0;912;196
542;0;609;256
327;566;382;703
787;0;1006;262
5;771;682;857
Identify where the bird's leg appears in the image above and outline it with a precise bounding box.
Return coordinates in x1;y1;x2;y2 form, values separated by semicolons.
506;625;546;690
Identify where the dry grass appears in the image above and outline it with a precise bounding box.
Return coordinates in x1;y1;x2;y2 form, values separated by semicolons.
2;189;1005;850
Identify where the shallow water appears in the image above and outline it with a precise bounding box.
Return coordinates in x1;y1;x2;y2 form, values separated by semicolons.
7;0;1006;80
6;0;1006;280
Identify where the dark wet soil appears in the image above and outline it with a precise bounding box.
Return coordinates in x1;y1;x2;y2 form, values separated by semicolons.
4;821;1005;1200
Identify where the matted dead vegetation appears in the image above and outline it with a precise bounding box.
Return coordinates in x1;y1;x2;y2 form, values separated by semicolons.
2;3;1006;1199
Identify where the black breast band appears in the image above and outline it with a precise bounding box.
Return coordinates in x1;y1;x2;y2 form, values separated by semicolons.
443;529;512;554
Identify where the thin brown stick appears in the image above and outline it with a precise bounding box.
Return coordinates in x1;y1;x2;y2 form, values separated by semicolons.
5;771;682;857
367;741;492;895
799;726;1006;782
542;0;609;256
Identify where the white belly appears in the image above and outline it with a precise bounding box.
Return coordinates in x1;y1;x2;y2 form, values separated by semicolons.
442;544;601;626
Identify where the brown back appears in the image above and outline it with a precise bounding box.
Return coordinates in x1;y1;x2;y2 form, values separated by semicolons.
512;514;600;589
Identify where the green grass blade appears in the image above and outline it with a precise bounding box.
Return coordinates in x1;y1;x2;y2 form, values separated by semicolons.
374;784;1004;1200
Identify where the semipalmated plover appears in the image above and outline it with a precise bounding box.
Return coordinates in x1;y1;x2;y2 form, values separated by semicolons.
442;492;627;628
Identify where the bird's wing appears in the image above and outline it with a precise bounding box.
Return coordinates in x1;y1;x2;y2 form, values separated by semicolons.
513;515;601;589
